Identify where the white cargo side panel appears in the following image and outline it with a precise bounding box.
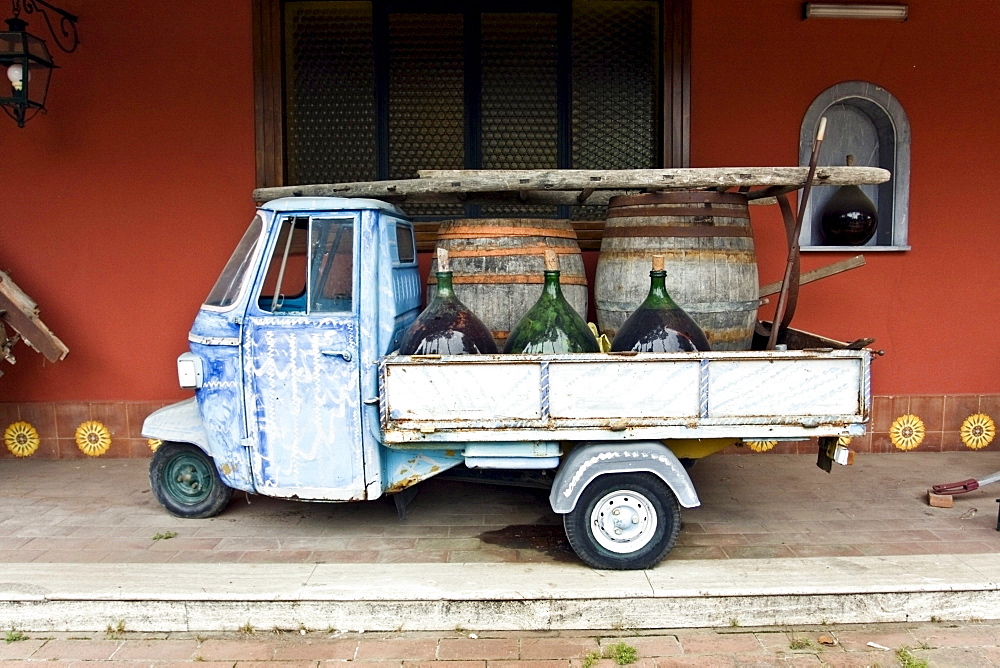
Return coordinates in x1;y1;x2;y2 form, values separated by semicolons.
709;358;862;417
547;360;702;419
385;361;542;421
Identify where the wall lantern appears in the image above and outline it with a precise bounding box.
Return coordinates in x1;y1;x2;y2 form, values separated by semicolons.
0;0;78;127
802;3;908;21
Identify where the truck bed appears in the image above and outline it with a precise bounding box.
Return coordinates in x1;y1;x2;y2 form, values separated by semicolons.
378;349;872;444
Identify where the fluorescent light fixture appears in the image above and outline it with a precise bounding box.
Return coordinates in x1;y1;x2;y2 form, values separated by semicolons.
803;3;908;20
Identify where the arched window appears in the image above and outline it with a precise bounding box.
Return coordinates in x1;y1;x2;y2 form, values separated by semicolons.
799;81;910;250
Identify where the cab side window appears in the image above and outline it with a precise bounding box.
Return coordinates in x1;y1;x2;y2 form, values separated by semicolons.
310;218;354;313
257;216;354;314
395;223;415;264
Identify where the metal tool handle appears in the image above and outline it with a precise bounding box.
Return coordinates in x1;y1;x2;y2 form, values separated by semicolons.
321;349;353;362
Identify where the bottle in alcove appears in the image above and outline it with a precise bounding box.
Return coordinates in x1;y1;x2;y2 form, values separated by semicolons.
610;255;711;352
503;250;599;354
820;155;879;246
398;248;498;355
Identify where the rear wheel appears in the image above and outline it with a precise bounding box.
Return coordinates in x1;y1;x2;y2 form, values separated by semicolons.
149;442;233;519
563;472;680;570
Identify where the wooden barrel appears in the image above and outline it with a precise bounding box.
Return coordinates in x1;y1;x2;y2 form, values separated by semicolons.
431;219;588;346
595;191;759;351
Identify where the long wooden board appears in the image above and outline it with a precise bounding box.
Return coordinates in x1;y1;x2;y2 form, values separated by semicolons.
416;167;889;191
252;166;890;205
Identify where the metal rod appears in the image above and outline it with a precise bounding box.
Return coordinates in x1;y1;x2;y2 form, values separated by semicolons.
767;117;827;350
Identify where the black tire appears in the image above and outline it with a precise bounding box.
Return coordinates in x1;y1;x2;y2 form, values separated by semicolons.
149;442;233;519
563;472;681;570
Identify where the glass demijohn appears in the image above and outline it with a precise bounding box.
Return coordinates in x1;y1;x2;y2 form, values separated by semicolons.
820;155;879;246
503;250;599;354
398;248;498;355
610;255;711;352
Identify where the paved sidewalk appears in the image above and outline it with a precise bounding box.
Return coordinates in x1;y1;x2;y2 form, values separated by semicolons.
2;621;1000;666
4;452;1000;638
2;452;1000;564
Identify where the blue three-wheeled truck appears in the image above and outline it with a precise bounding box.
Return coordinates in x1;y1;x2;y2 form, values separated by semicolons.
143;197;872;569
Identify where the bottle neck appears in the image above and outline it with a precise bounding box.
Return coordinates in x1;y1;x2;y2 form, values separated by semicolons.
542;270;563;299
646;270;679;307
435;271;456;298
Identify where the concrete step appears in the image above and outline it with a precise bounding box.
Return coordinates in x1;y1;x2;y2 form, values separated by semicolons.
3;554;1000;632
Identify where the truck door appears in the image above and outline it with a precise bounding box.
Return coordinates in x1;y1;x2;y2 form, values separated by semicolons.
242;213;366;500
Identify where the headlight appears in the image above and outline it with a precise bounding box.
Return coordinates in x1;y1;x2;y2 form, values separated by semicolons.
177;352;204;389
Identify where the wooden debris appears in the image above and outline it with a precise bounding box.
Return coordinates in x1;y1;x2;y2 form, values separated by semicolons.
759;255;866;297
0;271;69;364
928;491;954;508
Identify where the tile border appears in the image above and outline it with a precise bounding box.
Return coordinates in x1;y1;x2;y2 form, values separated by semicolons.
1;396;998;459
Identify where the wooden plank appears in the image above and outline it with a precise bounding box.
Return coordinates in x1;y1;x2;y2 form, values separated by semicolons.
252;0;284;189
252;167;890;204
758;255;866;297
0;272;68;363
415;167;890;189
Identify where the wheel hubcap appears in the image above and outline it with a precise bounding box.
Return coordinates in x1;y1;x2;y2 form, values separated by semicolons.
590;489;657;554
163;453;212;504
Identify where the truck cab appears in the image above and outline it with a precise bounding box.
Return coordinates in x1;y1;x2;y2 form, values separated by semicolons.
144;198;463;510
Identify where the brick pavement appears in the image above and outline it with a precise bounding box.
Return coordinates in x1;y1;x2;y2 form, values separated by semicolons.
2;621;999;666
2;452;1000;565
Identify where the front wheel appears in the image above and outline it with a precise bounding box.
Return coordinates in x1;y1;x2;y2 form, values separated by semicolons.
149;442;233;519
563;472;681;570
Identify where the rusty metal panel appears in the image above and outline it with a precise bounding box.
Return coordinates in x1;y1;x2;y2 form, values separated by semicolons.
385;360;542;421
380;350;872;444
708;358;862;418
547;360;701;419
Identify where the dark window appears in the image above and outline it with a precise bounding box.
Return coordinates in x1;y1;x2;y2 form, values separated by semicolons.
283;0;660;213
395;223;416;263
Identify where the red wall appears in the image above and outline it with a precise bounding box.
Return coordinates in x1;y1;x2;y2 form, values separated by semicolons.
690;0;1000;395
2;0;998;403
0;0;256;402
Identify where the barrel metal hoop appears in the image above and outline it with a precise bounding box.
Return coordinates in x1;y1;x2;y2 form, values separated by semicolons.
441;246;581;257
437;226;578;240
608;191;750;207
603;225;753;238
433;274;589;286
606;206;751;220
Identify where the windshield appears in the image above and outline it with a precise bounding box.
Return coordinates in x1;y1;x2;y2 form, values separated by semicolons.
204;215;264;309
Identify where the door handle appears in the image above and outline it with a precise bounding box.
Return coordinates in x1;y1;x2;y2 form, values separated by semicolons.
321;349;353;362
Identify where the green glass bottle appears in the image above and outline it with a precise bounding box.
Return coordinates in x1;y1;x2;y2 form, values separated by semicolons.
610;255;711;352
503;250;599;354
399;249;499;355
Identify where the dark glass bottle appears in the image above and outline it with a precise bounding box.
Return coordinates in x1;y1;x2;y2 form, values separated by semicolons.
398;249;498;355
503;250;599;354
610;255;711;352
820;155;879;246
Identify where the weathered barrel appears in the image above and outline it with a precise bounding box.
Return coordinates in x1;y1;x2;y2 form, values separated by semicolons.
431;219;588;346
595;191;759;350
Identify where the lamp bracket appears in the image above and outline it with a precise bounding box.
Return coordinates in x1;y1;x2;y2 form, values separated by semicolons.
12;0;78;53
